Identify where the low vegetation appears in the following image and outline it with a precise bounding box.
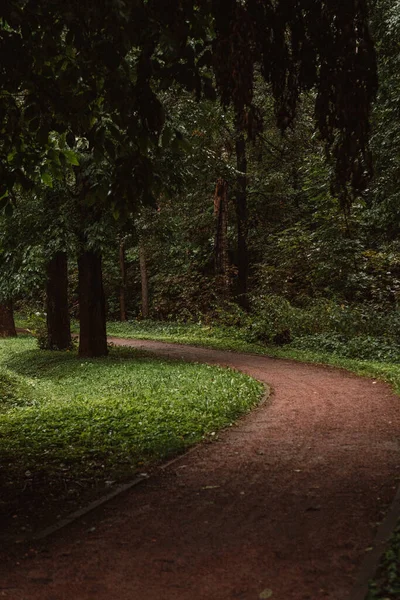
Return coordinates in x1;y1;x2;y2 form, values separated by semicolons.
106;314;400;394
0;336;263;536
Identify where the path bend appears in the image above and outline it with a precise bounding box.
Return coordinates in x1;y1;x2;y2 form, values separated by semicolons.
2;338;400;600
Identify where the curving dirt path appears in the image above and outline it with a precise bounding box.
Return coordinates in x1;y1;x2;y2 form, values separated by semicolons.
1;338;400;600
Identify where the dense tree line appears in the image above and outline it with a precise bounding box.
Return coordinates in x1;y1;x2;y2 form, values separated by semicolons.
1;0;396;356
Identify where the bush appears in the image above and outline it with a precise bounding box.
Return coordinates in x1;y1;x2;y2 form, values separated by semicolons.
291;333;400;362
24;311;49;350
246;294;296;343
247;295;400;346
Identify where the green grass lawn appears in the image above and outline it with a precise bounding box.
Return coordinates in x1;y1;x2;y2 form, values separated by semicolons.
0;335;263;535
106;320;400;395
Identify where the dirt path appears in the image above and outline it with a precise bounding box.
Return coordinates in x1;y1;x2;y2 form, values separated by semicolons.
2;338;400;600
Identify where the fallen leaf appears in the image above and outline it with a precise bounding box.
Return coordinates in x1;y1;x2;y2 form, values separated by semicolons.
259;589;273;599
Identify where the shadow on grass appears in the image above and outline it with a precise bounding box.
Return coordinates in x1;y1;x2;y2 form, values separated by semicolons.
3;345;163;381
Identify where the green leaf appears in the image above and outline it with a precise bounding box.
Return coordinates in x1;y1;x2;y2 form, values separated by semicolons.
41;172;53;188
63;150;79;166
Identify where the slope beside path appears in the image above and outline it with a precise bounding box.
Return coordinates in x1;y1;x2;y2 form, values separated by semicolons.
2;337;400;600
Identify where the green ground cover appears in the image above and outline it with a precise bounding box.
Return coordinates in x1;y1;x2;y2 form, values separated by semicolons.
106;320;400;394
0;335;263;534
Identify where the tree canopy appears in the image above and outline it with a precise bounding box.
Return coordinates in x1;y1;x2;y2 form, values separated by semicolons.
1;0;377;207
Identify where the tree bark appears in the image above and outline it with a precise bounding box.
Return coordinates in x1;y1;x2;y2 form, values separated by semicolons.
235;121;249;309
0;302;17;337
78;250;108;357
119;239;127;322
46;251;72;350
214;178;230;296
139;243;149;319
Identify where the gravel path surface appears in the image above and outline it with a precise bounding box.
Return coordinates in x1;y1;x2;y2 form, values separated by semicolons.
1;338;400;600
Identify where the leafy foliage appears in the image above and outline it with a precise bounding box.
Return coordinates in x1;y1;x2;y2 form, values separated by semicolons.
0;0;377;208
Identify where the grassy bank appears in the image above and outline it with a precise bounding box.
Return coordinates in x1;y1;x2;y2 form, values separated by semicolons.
0;336;263;536
106;320;400;394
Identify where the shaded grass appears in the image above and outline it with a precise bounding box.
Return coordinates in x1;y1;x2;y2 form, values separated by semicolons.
0;336;263;534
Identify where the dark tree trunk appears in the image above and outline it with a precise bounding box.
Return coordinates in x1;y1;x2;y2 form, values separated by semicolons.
0;302;16;337
46;252;72;350
214;178;230;296
78;250;108;357
119;239;127;322
235;121;249;309
139;243;149;319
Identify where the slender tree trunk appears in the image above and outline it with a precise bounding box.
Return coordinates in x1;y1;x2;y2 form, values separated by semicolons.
139;243;149;319
0;302;16;337
119;239;127;322
46;251;71;350
214;178;230;296
235;119;249;309
78;250;108;357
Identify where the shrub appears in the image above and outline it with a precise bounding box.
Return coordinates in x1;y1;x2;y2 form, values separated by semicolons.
292;333;400;362
247;295;400;345
246;295;295;343
24;311;49;350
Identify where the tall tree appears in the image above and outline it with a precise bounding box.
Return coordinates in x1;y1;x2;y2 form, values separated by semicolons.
119;238;128;322
0;302;16;338
78;249;108;358
214;178;230;297
0;0;379;346
234;118;249;308
46;252;71;350
139;242;149;319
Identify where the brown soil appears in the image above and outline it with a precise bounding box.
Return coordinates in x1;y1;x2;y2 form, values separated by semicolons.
1;338;400;600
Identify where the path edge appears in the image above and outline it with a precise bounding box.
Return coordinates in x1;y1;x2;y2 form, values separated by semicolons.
351;476;400;599
7;383;270;545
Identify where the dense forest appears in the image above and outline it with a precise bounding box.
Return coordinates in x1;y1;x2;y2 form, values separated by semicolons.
1;0;397;361
1;3;400;598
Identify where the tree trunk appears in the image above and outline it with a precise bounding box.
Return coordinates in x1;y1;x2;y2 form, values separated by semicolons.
119;239;127;322
235;121;249;309
139;243;149;319
0;302;16;337
78;250;108;357
214;178;230;296
46;251;72;350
